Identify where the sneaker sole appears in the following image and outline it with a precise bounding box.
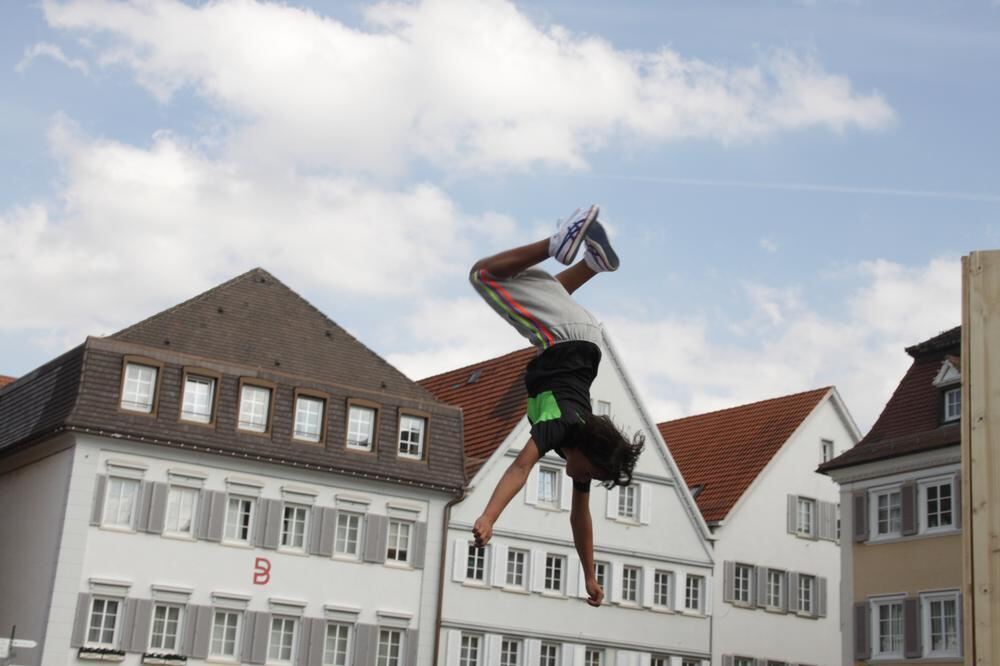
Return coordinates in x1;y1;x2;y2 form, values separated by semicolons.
585;222;619;271
555;204;600;264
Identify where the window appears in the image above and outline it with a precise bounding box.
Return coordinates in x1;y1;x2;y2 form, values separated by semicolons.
103;477;140;528
347;405;376;451
944;387;961;422
544;554;565;593
506;549;527;588
594;561;609;597
87;597;120;647
766;570;784;609
398;414;426;459
538;468;559;505
651;658;669;666
377;629;402;666
797;575;815;614
238;384;272;433
734;564;752;604
335;512;362;557
922;478;955;531
685;575;704;612
796;497;815;536
466;544;486;581
871;599;904;658
164;485;198;536
121;362;158;413
923;592;960;657
150;604;183;652
281;504;309;550
681;661;700;666
873;488;902;537
210;610;241;659
324;623;351;666
618;485;637;520
500;638;521;666
735;659;755;666
181;374;215;423
595;400;611;416
224;496;255;543
622;566;641;603
584;648;604;666
386;520;411;563
268;617;297;664
539;643;560;666
653;570;672;607
293;395;325;442
821;438;835;463
460;634;481;666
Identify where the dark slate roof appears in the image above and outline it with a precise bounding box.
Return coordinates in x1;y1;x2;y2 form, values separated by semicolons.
0;270;466;493
658;388;831;523
819;326;961;473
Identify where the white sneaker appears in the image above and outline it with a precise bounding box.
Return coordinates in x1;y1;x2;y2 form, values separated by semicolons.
583;220;619;272
549;204;599;265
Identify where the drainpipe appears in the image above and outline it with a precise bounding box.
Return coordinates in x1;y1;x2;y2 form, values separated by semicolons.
433;488;466;666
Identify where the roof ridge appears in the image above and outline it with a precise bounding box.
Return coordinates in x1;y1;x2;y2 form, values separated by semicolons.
659;386;831;426
418;347;534;384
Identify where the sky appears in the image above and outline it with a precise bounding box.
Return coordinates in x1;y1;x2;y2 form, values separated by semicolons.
2;0;998;435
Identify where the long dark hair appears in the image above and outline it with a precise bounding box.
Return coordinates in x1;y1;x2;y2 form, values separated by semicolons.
570;413;645;488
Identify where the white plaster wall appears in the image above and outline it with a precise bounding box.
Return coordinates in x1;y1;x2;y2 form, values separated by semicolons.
711;397;854;666
0;436;76;666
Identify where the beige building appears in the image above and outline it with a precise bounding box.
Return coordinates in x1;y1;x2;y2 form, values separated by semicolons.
820;327;962;666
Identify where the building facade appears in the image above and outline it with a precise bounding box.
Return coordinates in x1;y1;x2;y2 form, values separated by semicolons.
660;388;861;666
420;333;715;666
819;327;963;666
0;269;466;666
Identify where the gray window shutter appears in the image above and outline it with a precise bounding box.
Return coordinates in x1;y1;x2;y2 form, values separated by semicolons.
191;606;212;659
817;502;832;541
787;495;798;534
363;515;387;563
134;482;154;532
953;473;962;526
903;597;921;658
263;500;283;549
90;475;107;526
354;624;377;666
193;489;212;540
723;561;735;604
120;598;138;650
901;481;918;536
240;612;256;661
817;577;828;618
254;499;269;548
406;629;419;666
148;483;169;534
755;567;767;609
295;618;313;666
786;572;798;613
853;491;868;543
180;604;198;656
307;508;323;556
317;508;337;557
306;618;325;666
129;599;154;653
411;522;428;569
854;602;870;659
206;492;227;543
71;593;92;647
249;612;272;664
722;657;734;666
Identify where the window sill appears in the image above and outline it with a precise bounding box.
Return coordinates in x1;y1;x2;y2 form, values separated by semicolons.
534;504;564;513
678;609;706;618
332;554;363;564
277;548;308;557
220;540;254;550
612;517;641;525
729;601;754;609
204;658;241;664
383;560;413;570
616;601;643;610
648;605;675;614
794;532;818;541
79;649;126;662
98;525;136;534
160;533;197;543
763;607;787;615
461;580;491;589
540;591;568;599
501;586;530;595
794;610;819;620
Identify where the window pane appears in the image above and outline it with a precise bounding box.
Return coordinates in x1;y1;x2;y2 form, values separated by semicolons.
398;415;426;457
181;375;215;422
347;406;376;449
121;363;157;412
239;385;271;432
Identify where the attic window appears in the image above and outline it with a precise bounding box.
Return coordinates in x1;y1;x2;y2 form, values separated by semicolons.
466;370;482;385
690;484;705;499
944;387;961;423
119;357;163;416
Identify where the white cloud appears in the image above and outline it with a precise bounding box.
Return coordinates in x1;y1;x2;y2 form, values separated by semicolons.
41;0;894;174
760;237;779;253
15;41;90;74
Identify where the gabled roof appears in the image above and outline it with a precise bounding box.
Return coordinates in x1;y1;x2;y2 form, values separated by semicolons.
819;325;961;473
419;348;535;477
658;387;831;523
114;268;434;402
0;376;15;388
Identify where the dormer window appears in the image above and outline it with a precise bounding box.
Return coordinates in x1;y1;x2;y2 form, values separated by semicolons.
944;387;961;422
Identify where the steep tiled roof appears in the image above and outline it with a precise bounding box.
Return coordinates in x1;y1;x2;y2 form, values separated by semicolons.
0;347;84;453
819;326;960;473
419;348;535;478
0;375;15;388
658;388;831;523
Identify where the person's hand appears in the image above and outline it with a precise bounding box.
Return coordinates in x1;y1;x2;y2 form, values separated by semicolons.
585;576;604;607
472;515;494;547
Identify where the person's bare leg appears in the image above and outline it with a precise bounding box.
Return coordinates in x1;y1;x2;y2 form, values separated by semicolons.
471;239;550;280
555;261;597;295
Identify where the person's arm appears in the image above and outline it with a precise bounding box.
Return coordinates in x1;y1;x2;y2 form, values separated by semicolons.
472;442;541;547
570;485;604;607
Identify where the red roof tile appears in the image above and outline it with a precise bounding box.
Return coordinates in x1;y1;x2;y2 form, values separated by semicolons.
419;348;535;478
657;387;831;523
0;376;15;389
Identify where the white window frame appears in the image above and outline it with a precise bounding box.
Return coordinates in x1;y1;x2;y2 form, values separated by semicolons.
796;496;816;537
653;569;672;608
386;519;412;564
594;561;609;598
821;438;835;463
537;467;560;506
921;591;961;658
293;395;325;443
870;597;905;659
224;495;256;544
622;565;641;604
594;400;611;417
238;384;272;433
377;628;403;666
209;609;242;659
86;596;122;648
919;476;957;534
335;511;363;559
397;414;426;459
584;647;605;666
121;362;158;413
267;616;297;665
797;574;815;614
734;659;755;666
499;638;522;666
943;387;961;422
734;564;752;605
103;476;141;529
164;485;199;537
618;485;638;520
506;549;527;588
869;485;903;540
544;554;565;594
346;405;376;451
539;643;560;666
149;603;184;653
766;570;784;610
323;622;352;666
180;374;215;423
685;575;704;613
651;658;669;666
459;633;482;666
466;544;487;582
280;503;309;551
